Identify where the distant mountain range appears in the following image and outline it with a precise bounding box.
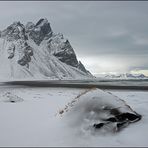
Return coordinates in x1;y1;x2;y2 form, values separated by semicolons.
96;73;148;79
0;18;93;80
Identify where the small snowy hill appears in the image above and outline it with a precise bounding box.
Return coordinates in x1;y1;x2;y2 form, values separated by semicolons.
0;18;92;80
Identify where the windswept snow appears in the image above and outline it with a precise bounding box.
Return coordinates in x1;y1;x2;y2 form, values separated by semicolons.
0;86;146;147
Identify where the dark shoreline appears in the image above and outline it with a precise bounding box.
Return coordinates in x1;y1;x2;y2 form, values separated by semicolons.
2;80;148;90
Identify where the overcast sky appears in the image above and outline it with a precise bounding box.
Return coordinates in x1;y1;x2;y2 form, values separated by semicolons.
0;1;148;75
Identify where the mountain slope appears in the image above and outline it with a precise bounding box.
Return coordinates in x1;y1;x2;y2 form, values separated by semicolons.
0;18;92;80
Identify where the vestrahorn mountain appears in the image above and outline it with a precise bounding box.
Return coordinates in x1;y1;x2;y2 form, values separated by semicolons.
0;18;92;80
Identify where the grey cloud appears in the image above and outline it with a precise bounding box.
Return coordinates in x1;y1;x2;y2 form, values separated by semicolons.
0;1;148;74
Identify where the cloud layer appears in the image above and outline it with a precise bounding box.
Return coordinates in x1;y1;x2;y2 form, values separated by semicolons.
0;1;148;74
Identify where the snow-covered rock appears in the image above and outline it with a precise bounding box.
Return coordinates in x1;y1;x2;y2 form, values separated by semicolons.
0;18;92;80
60;88;141;134
0;92;23;103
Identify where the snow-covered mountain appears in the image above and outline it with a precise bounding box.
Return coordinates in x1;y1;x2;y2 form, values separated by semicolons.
0;18;92;80
104;73;148;79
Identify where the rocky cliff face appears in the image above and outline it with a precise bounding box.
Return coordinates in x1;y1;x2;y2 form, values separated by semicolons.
26;19;52;45
0;18;92;80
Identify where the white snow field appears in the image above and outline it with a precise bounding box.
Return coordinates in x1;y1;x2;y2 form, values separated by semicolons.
0;86;147;147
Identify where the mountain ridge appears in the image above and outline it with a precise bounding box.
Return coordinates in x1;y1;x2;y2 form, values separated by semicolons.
102;73;148;79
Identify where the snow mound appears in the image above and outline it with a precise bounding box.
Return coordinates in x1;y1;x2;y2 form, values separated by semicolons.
0;92;24;103
60;88;141;135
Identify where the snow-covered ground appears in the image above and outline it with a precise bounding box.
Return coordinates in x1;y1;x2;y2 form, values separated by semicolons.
0;86;147;147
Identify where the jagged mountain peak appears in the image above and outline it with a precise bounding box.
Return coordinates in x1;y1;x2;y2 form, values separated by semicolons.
1;21;27;41
35;18;49;27
25;22;35;32
12;21;23;26
7;21;24;29
27;18;52;45
0;18;92;80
